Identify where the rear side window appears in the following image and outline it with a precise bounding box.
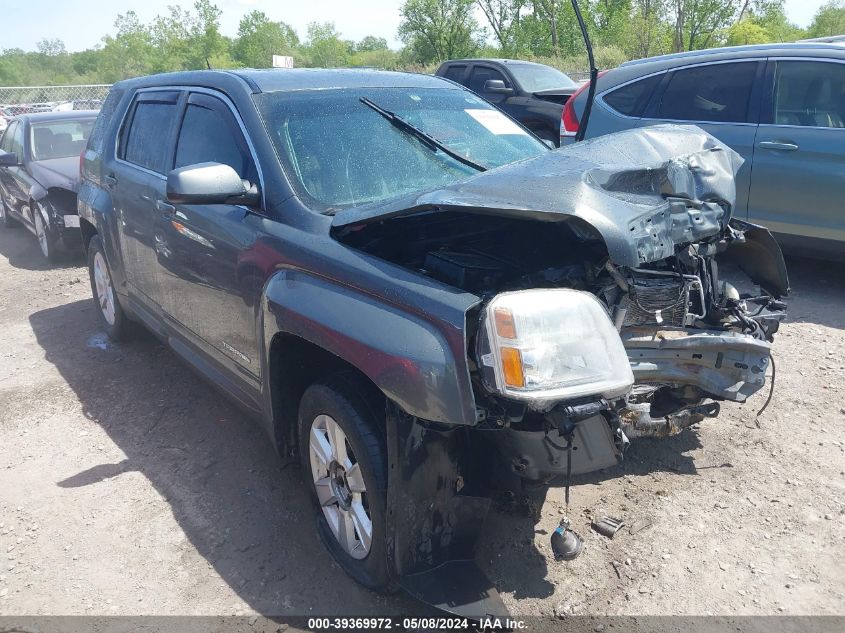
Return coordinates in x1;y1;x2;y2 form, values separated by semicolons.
122;94;179;173
603;74;662;117
86;88;124;155
442;65;467;83
773;60;845;128
656;62;757;123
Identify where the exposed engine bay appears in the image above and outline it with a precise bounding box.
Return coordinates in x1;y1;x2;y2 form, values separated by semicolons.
332;125;789;482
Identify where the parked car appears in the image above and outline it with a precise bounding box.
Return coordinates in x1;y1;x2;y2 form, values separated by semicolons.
78;69;786;616
435;59;578;145
0;111;97;261
561;42;845;259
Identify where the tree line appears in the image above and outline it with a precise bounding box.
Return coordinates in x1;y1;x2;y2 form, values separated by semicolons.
1;0;843;87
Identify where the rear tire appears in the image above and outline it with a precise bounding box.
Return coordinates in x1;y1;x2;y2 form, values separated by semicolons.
298;373;393;591
87;235;130;341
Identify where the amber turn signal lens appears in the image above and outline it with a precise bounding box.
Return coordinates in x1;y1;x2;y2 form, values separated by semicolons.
500;346;525;388
493;307;517;339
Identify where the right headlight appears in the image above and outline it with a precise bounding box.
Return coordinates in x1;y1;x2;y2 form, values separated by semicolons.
477;288;634;404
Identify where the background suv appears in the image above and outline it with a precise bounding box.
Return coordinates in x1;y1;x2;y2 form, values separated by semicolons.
436;59;578;145
562;43;845;259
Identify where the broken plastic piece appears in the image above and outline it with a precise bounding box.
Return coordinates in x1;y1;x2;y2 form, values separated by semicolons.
591;516;625;539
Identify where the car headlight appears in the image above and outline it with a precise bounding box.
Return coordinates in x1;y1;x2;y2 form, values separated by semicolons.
477;289;634;404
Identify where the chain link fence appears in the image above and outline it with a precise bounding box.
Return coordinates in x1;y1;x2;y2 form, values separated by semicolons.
0;84;111;113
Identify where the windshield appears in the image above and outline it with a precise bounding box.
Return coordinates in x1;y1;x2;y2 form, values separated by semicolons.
509;64;576;93
255;87;546;212
30;118;95;160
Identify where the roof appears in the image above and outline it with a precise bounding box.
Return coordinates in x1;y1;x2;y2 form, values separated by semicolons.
15;110;98;123
115;68;455;95
440;58;553;67
621;42;845;68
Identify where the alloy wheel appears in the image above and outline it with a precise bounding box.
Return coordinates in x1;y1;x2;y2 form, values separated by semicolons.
33;209;49;258
308;414;373;559
93;251;116;326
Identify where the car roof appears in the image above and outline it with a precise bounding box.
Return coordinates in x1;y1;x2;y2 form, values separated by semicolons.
115;68;457;95
441;58;554;67
621;42;845;69
16;110;99;123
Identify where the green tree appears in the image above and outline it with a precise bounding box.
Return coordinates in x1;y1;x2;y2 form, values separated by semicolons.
668;0;742;52
303;22;352;67
808;0;845;38
398;0;484;63
475;0;529;54
356;36;390;52
98;11;157;81
232;10;299;67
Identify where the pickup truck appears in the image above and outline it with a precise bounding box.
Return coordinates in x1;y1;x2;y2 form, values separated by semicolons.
77;68;788;617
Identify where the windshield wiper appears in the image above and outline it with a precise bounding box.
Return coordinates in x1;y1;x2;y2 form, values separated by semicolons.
359;96;487;172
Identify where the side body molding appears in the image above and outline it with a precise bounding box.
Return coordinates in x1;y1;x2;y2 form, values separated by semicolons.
261;269;478;426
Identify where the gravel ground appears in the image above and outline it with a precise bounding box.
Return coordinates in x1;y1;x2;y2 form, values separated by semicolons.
0;224;843;620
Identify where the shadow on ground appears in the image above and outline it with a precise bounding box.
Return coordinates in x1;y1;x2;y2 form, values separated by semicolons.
0;222;85;271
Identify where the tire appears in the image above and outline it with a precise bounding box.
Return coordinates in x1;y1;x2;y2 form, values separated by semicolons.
87;234;130;341
298;373;392;591
0;197;19;228
32;203;59;262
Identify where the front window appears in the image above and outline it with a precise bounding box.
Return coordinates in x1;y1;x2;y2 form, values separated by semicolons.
30;118;95;160
508;64;577;93
255;87;546;212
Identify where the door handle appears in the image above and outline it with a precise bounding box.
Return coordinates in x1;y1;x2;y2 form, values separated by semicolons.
758;141;799;152
156;199;175;214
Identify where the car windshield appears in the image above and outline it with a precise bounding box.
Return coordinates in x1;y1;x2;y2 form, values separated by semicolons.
30;118;95;160
255;87;546;212
509;64;577;92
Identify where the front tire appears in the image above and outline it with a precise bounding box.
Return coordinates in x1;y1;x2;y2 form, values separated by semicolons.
298;374;392;591
33;204;58;262
0;198;19;228
87;235;130;341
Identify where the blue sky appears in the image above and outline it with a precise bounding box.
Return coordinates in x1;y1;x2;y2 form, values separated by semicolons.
0;0;831;53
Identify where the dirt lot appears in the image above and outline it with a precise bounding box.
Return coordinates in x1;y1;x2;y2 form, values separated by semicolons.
0;224;843;620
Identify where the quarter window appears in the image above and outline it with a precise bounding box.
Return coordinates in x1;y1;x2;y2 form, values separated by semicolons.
773;61;845;128
604;74;662;117
122;97;179;173
656;62;757;123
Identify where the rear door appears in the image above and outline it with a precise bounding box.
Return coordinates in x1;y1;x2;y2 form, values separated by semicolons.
161;90;264;380
748;58;845;249
642;60;764;216
0;121;26;219
114;90;182;314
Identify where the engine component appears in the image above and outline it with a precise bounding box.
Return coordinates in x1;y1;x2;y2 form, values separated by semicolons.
423;250;508;292
621;269;706;328
620;401;720;438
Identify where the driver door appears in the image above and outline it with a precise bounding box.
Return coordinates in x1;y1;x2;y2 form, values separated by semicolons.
158;91;264;381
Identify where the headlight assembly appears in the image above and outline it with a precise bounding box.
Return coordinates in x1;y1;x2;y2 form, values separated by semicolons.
477;289;634;404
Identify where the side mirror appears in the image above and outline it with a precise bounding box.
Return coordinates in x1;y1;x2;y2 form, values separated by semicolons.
484;79;513;95
0;151;19;167
166;162;259;206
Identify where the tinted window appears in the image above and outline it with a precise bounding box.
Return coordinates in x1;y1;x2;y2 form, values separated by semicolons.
604;74;662;117
175;101;255;181
87;88;124;155
656;62;757;123
30;119;95;160
469;66;508;94
7;122;24;157
442;65;467;83
123;100;178;173
508;64;576;92
773;61;845;128
255;88;545;211
1;121;17;152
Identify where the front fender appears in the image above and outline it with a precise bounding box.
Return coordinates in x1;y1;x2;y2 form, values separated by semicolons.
261;269;477;426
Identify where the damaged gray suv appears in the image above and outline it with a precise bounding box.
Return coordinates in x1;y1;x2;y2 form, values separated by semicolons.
78;69;788;616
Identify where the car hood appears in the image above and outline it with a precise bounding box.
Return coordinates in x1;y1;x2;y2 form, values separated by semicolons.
332;124;744;268
30;157;79;192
